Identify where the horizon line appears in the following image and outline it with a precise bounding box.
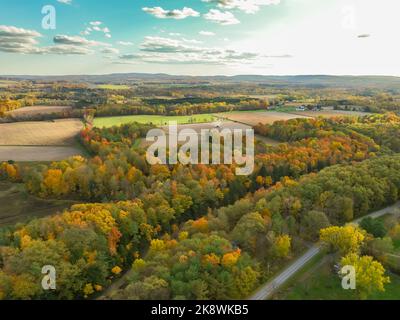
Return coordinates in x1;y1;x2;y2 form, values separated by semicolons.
1;72;400;78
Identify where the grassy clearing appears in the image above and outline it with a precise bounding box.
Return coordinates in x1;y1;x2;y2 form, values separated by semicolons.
275;255;400;300
93;114;217;128
0;181;76;226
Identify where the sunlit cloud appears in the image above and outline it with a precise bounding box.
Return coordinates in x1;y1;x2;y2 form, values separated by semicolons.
203;0;280;14
204;9;240;25
143;7;200;19
199;31;216;36
57;0;72;5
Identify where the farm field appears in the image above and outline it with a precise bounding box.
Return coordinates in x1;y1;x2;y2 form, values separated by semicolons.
97;84;130;90
0;181;76;226
0;119;84;161
288;110;371;118
0;119;83;146
0;146;84;162
0;80;17;88
163;120;251;135
134;120;280;148
6;105;72;118
94;114;217;128
217;111;311;126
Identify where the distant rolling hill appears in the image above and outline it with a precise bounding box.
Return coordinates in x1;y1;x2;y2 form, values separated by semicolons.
2;73;400;90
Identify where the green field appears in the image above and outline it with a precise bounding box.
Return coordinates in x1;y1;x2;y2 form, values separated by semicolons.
275;255;400;300
0;181;76;226
94;114;217;128
97;84;130;90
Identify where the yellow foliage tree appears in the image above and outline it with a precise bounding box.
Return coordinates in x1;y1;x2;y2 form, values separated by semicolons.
341;253;390;299
42;169;67;196
150;239;166;251
83;283;94;297
273;234;292;258
191;217;209;233
222;249;241;268
202;253;220;266
111;266;122;275
320;225;366;255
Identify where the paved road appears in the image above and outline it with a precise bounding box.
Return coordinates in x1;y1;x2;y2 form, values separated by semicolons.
249;201;400;300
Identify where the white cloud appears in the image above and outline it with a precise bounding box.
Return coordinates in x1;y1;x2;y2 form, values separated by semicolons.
0;25;42;54
53;35;110;47
140;36;202;53
57;0;72;4
0;25;101;56
203;0;280;14
0;25;41;38
199;31;216;36
119;36;262;66
143;7;200;19
182;38;203;44
82;22;111;38
204;9;240;25
45;45;93;55
119;54;139;60
117;41;134;46
101;47;119;54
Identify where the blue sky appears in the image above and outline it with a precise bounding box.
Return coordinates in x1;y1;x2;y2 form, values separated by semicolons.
0;0;399;76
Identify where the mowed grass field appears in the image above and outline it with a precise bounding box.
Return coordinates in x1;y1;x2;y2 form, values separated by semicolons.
0;119;85;161
274;255;400;300
94;114;217;128
0;181;76;226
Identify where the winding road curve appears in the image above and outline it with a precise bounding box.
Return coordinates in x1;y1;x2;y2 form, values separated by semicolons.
249;201;400;300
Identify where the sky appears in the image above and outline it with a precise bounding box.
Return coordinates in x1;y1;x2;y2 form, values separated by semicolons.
0;0;399;76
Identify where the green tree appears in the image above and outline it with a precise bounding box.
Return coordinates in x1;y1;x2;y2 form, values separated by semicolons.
360;217;387;238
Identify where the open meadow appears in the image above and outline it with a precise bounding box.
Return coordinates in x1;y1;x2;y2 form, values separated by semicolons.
273;255;400;300
94;114;217;128
0;181;76;226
